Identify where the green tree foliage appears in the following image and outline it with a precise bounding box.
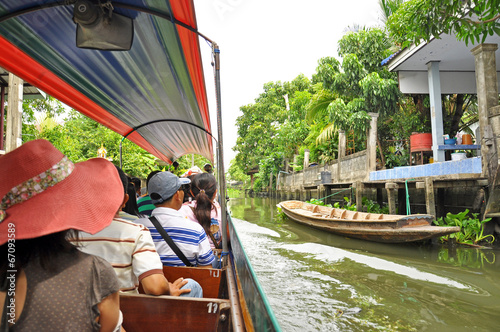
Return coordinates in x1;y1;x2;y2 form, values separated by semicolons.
233;75;312;191
27;109;160;178
387;0;500;47
227;158;250;184
254;152;284;191
21;96;66;139
233;28;410;184
310;28;400;159
378;0;405;24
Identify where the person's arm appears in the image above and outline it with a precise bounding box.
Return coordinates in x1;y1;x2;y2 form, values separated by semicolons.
97;291;120;332
141;273;192;296
132;226;169;295
140;274;169;295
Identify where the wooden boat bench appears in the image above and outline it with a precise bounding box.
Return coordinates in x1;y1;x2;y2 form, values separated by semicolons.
138;266;227;299
120;293;231;332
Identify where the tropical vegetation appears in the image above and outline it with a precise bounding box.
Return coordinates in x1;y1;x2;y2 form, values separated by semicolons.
433;210;495;246
231;0;495;192
18;99;210;179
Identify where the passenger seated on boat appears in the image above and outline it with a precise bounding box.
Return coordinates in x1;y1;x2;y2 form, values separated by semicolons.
203;163;213;173
122;180;140;218
136;170;160;217
182;174;197;203
78;166;202;298
130;177;142;199
136;172;216;269
179;173;222;251
0;140;123;331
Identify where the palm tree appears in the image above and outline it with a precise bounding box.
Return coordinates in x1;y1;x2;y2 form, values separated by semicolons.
342;23;365;34
379;0;405;24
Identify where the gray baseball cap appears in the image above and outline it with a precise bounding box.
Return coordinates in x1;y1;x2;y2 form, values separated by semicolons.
148;172;191;204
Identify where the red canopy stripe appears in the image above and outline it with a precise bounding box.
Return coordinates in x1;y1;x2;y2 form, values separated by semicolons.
0;35;172;163
170;1;211;133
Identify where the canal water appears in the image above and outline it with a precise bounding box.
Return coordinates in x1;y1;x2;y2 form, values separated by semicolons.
227;196;500;332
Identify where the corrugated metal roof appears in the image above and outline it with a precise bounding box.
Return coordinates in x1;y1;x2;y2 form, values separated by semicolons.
380;49;402;66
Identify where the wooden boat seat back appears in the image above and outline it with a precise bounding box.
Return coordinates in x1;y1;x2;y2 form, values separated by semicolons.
343;210;359;220
138;266;225;299
364;213;384;220
120;293;231;332
329;208;347;219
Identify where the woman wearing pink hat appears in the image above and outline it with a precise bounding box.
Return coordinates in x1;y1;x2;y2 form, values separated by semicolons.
0;140;124;331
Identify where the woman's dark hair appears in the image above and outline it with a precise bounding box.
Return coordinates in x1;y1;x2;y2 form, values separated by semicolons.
182;175;196;203
1;230;79;284
123;182;141;216
130;177;142;194
190;173;218;235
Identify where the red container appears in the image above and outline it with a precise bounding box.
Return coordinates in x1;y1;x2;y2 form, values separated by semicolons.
410;133;432;151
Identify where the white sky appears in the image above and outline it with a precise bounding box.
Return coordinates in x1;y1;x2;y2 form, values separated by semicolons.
193;0;384;169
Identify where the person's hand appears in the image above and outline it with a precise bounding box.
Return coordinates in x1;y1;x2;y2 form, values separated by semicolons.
168;277;191;296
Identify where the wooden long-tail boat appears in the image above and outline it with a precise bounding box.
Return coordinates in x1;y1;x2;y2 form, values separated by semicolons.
0;1;281;330
279;200;460;243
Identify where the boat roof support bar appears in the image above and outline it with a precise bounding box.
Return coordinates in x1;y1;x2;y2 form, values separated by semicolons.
0;1;214;44
119;118;216;168
212;43;229;260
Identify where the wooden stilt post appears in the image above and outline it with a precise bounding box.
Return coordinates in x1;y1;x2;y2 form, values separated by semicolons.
5;73;23;152
420;179;436;218
385;183;397;214
355;181;363;212
398;189;406;215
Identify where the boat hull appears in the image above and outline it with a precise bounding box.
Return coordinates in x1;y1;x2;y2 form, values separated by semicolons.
279;201;460;243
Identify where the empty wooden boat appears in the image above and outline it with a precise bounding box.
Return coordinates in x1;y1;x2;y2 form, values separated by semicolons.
278;200;460;243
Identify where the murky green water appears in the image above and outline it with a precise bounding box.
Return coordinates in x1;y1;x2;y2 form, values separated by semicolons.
228;196;500;332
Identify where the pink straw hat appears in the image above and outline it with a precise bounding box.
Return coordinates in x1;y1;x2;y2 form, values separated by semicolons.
0;139;123;245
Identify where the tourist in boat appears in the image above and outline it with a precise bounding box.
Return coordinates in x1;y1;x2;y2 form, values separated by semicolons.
179;173;222;250
130;177;142;199
122;182;141;218
182;174;197;203
136;172;216;268
0;139;123;331
136;170;160;216
77;166;203;298
203;163;213;173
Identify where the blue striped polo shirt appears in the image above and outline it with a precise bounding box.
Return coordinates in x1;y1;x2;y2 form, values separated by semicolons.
135;207;215;267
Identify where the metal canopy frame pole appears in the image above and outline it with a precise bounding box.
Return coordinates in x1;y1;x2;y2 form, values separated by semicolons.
212;41;243;332
212;43;228;258
118;118;217;168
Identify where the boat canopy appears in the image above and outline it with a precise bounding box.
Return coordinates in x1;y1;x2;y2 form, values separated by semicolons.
0;0;213;163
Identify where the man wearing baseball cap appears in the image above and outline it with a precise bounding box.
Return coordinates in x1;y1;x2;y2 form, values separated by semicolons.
136;172;215;268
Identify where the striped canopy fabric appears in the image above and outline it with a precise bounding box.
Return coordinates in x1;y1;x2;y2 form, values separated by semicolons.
0;0;213;163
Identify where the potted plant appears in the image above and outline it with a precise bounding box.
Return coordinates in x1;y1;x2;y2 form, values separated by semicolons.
451;150;467;160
